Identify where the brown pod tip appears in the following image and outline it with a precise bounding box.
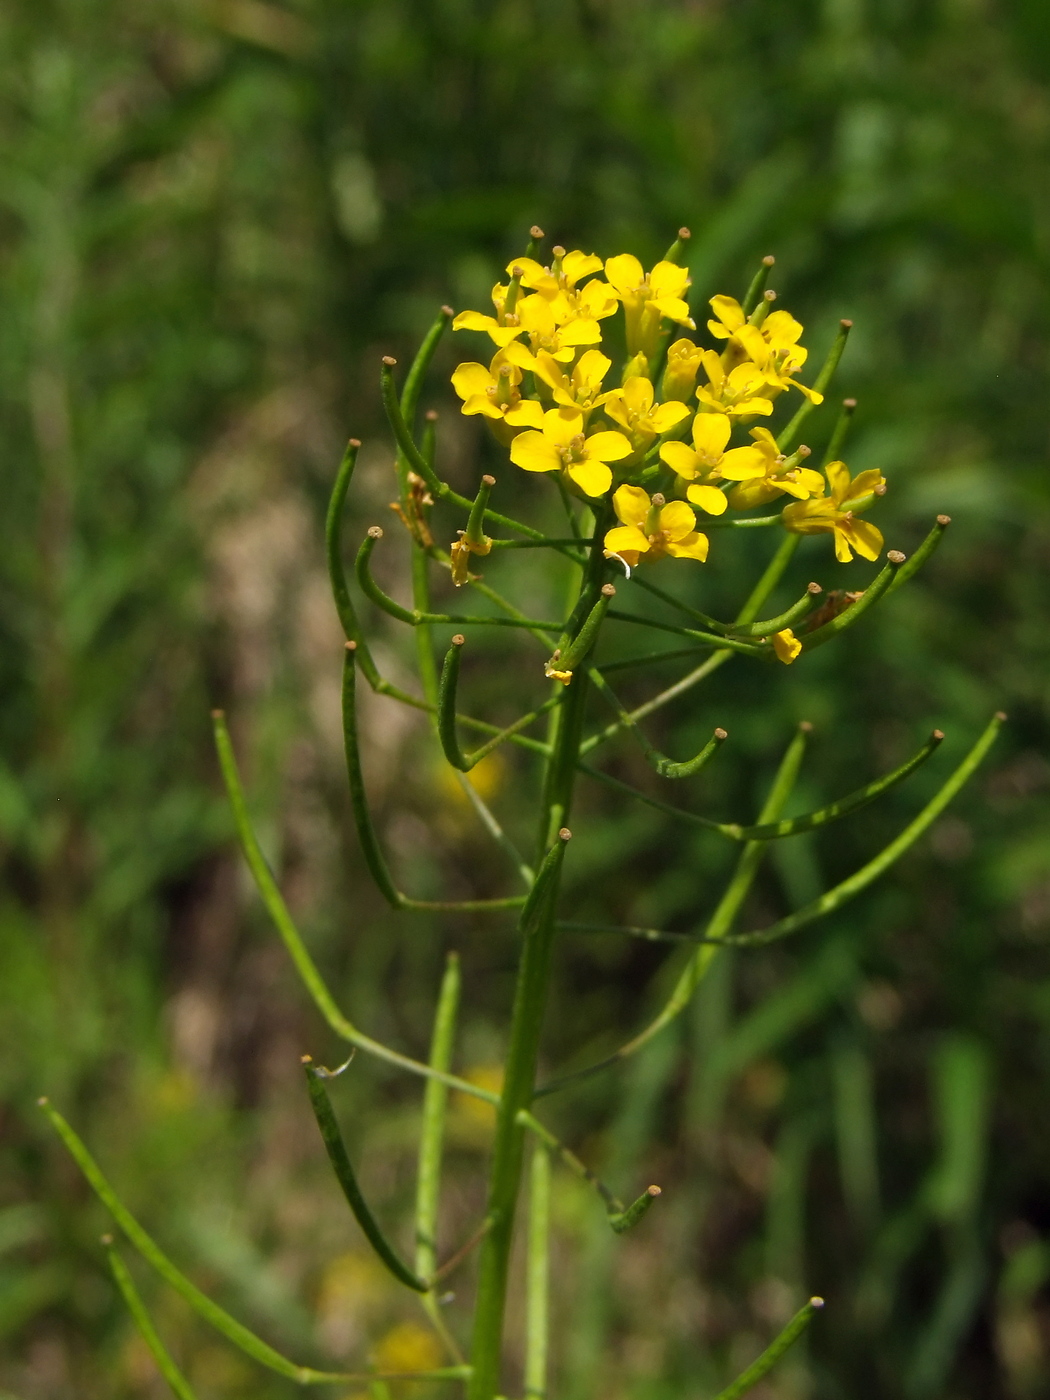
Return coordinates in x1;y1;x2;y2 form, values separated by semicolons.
762;254;776;266
530;225;545;239
510;265;523;278
558;827;572;842
874;483;888;495
843;398;858;409
552;245;566;258
368;525;384;540
451;634;466;647
764;288;777;302
888;550;906;564
937;513;951;526
807;582;823;595
678;226;691;239
345;640;357;652
601;583;616;597
37;1096;49;1106
646;1184;662;1197
714;727;728;741
799;720;814;733
995;710;1008;722
382;355;397;366
441;304;454;317
810;1296;825;1310
481;474;496;486
932;729;945;742
348;437;362;448
425;409;439;421
840;318;853;328
300;1053;313;1065
210;708;225;719
651;492;666;506
101;1233;114;1247
797;444;812;456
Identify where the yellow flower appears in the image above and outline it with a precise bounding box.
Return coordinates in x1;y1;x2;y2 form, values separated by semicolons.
452;280;526;347
451;351;544;437
782;460;887;562
725;427;826;510
604;254;696;358
659;413;772;516
696;350;775;419
602;376;690;449
772;628;802;664
516;291;603;362
527;347;614;420
603;485;709;569
510;408;632;497
661;337;705;402
512;250;618;323
707;295;823;404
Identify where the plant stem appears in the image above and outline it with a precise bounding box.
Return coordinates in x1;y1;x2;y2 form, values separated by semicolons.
467;521;608;1400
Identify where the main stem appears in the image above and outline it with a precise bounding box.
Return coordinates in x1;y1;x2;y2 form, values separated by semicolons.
467;519;607;1400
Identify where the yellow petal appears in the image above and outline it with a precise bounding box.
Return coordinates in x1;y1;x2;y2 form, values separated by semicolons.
789;380;824;405
562;250;604;285
691;412;732;457
504;399;545;427
824;460;851;504
574;349;612;391
763;310;804;347
612;484;650;528
510;258;557;296
664;531;709;562
452;311;496;332
558;317;603;347
660;441;700;479
462;394;504;420
686;483;728;515
509;431;561;473
604;254;645;296
795;468;826;496
833;527;854;563
844;518;884;561
728;397;774;418
848;469;887;503
734;324;772;365
708;295;745;332
604;524;650;556
772;629;802;664
518;294;556;334
622;376;654;415
700;350;724;386
502;340;541;372
658;500;699;541
650;400;690;432
543;407;584;446
718;446;768;481
584;430;633;463
452;362;494;399
651;296;695;328
568;458;612;497
649;261;691;300
577;280;619;318
748;426;779;456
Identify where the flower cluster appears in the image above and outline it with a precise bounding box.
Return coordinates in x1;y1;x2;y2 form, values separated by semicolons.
451;241;886;584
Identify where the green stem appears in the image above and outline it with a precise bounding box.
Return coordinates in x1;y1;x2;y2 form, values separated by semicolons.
303;1059;428;1292
801;551;906;652
469;521;609;1400
105;1242;199;1400
524;1146;551;1400
713;1298;824;1400
741;254;776;316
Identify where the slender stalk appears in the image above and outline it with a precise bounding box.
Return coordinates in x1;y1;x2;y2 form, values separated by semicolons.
469;520;610;1400
713;1298;824;1400
524;1146;551;1400
416;954;461;1296
777;318;852;452
303;1059;428;1292
105;1241;199;1400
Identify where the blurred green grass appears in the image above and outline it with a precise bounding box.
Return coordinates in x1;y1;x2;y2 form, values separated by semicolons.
2;1;1050;1396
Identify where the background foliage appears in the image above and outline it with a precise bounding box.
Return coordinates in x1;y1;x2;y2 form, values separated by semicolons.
2;1;1049;1396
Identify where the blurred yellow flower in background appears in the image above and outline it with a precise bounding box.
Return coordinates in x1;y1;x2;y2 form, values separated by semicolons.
373;1321;444;1375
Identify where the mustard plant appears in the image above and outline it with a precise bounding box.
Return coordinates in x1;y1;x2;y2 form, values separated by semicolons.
40;229;1004;1399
